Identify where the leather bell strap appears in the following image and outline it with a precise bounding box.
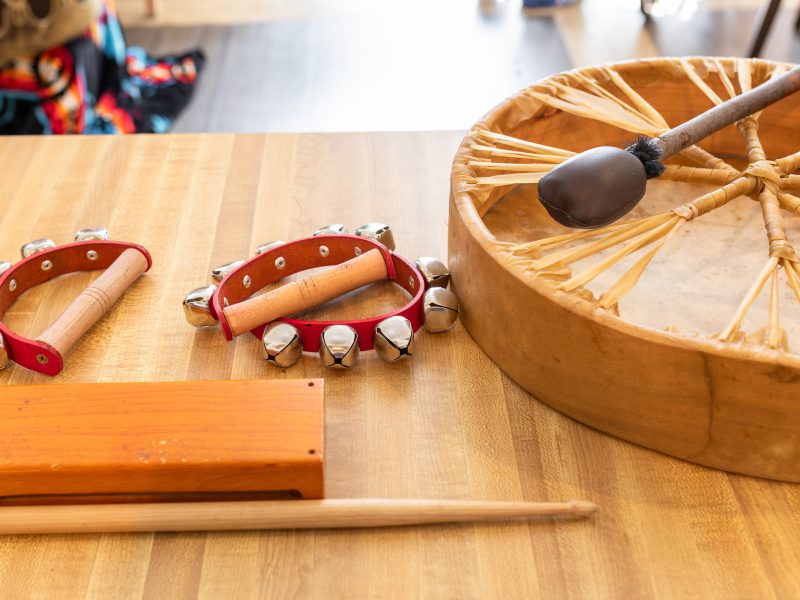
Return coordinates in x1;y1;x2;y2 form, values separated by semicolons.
0;241;152;376
210;235;426;351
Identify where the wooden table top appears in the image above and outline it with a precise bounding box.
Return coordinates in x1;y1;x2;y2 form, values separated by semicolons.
0;132;798;599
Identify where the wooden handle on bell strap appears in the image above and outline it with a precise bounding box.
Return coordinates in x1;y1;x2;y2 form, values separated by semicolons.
223;248;389;337
36;249;149;356
0;499;597;534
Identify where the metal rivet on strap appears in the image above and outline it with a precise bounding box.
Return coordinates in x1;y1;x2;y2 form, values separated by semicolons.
409;276;415;289
319;245;329;257
87;250;98;261
36;354;48;365
41;260;53;271
275;257;286;270
9;279;17;292
354;247;362;256
243;275;252;288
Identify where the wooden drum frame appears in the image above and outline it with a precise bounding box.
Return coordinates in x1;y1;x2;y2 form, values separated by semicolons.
449;57;800;482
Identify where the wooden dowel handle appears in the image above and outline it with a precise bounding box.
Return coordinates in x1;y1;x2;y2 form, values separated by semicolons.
224;248;389;337
658;66;800;158
36;249;149;357
0;499;597;534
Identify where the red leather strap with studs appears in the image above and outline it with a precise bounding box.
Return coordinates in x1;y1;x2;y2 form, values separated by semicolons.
0;241;152;376
210;235;426;351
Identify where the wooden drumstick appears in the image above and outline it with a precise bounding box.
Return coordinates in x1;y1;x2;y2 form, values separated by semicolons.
0;498;597;534
224;248;389;337
36;249;149;356
538;65;800;228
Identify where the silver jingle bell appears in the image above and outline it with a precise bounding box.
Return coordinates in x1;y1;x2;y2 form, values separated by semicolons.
20;239;56;259
373;316;415;363
74;228;110;242
414;257;450;289
313;224;348;236
262;322;303;368
319;324;360;369
355;223;396;251
0;262;11;277
211;260;246;282
255;240;286;255
182;285;218;327
422;287;460;333
0;336;11;370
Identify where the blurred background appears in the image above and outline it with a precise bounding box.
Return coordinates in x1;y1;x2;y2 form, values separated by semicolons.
4;0;800;134
116;0;800;132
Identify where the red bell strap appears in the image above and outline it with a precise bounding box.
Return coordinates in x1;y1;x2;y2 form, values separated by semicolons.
210;235;426;351
0;241;152;376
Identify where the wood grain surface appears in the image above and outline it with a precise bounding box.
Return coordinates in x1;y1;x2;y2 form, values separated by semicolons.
0;132;798;599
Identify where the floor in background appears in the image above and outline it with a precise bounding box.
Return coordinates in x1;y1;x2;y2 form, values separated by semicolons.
123;1;800;133
126;12;571;132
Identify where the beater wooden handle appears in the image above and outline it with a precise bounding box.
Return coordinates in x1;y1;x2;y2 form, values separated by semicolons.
537;66;800;229
658;65;800;158
0;499;597;534
224;248;389;337
36;248;149;356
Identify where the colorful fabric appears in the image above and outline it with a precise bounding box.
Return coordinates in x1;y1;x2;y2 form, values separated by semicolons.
0;0;203;134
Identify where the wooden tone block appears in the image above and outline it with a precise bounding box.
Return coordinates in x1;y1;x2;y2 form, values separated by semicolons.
0;379;325;504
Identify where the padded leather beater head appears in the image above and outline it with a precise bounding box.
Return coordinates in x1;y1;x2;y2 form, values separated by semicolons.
537;146;648;229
